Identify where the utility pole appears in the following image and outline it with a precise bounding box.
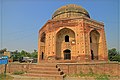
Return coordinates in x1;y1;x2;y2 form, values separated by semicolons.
1;0;3;49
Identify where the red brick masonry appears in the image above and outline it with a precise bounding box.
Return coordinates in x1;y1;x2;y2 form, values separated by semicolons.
57;62;120;76
2;62;120;76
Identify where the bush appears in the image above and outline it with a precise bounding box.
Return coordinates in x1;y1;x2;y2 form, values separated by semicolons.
13;71;24;75
108;48;120;62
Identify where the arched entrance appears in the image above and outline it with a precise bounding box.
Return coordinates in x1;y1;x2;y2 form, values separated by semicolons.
40;32;46;43
40;32;46;60
56;28;75;59
63;49;71;60
90;30;100;60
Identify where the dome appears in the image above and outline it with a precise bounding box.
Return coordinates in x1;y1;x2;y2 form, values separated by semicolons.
52;4;90;19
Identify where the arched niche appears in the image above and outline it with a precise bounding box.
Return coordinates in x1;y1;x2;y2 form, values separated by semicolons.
90;30;100;60
56;28;75;60
40;32;46;43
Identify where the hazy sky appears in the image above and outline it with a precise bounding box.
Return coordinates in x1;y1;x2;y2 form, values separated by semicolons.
0;0;119;52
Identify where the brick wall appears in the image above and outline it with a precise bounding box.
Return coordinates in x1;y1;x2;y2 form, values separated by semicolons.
57;62;120;76
5;62;120;76
6;63;36;73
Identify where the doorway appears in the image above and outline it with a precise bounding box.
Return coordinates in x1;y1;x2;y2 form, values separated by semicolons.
64;49;71;60
90;30;100;60
91;50;94;60
41;52;44;60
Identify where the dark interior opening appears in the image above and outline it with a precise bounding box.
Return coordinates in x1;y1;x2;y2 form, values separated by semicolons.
41;52;44;60
90;37;92;43
64;49;71;60
91;50;94;60
65;35;69;42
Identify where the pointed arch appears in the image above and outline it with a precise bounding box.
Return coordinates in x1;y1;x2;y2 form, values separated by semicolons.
40;32;46;43
56;28;75;60
90;30;100;60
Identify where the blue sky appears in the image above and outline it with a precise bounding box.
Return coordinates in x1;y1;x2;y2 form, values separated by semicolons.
0;0;119;52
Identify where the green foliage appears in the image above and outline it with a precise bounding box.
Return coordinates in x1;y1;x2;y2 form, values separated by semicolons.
108;48;120;62
10;50;21;61
68;69;111;80
68;72;110;80
20;50;30;57
10;49;38;61
0;48;7;54
31;49;38;58
13;71;24;75
0;48;38;59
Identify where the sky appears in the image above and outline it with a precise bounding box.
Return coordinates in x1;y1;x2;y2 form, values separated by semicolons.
0;0;119;52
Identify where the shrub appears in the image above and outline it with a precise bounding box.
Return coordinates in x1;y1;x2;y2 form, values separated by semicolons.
13;71;24;75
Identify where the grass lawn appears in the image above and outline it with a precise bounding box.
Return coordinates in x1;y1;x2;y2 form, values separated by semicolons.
0;73;14;80
67;72;119;80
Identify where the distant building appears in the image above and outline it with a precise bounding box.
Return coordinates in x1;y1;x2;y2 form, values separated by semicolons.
38;4;108;63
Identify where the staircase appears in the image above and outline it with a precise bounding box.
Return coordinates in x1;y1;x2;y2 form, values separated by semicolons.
23;63;65;80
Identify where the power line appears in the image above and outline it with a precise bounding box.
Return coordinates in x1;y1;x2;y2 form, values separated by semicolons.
118;0;119;52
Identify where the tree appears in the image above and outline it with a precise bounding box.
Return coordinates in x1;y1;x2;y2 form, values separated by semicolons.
31;49;38;58
108;48;120;62
10;50;20;61
0;48;7;54
11;50;32;61
19;50;30;57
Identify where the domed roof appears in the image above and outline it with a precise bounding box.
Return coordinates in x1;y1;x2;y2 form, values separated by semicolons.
52;4;90;19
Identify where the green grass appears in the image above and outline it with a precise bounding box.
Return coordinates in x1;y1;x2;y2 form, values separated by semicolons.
0;73;13;80
68;73;110;80
13;71;25;75
95;74;109;80
67;68;119;80
67;69;116;80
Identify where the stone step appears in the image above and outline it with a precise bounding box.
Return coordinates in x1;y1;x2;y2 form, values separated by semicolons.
32;65;57;68
36;63;57;67
32;65;58;68
56;60;78;63
31;67;59;71
23;63;65;80
28;70;60;75
24;73;64;77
